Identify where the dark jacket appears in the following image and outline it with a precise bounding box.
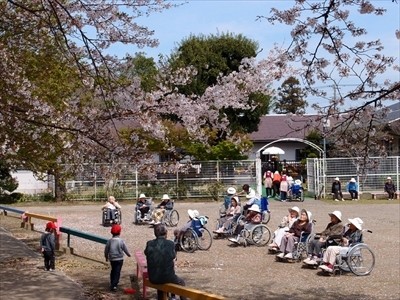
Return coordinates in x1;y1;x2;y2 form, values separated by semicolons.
289;220;312;237
144;236;177;284
331;181;342;193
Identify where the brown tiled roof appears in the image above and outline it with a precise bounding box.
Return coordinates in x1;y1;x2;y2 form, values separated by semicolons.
250;114;322;142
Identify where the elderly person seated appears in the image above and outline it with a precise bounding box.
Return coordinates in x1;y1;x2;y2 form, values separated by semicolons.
319;217;364;273
228;204;261;244
214;196;241;234
268;206;300;251
149;194;173;225
304;210;344;266
136;193;151;220
276;209;312;260
173;209;200;241
102;196;121;222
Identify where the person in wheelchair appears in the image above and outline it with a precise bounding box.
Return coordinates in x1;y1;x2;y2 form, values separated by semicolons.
290;179;303;199
173;209;200;241
228;204;261;244
102;196;121;223
214;196;241;234
268;206;300;251
223;187;237;212
136;193;151;220
276;209;312;260
318;217;364;273
304;210;344;266
149;194;173;225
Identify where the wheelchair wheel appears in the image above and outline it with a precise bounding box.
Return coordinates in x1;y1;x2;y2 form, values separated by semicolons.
251;225;271;247
115;210;122;225
101;210;107;226
197;228;213;250
261;211;271;224
347;244;375;276
168;210;179;227
300;190;305;202
180;229;198;253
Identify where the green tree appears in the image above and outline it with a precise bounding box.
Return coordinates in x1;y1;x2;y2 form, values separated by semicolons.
122;53;158;92
0;161;18;195
274;76;307;114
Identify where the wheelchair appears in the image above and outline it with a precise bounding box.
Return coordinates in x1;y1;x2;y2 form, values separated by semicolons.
179;216;213;253
102;208;122;226
274;219;316;261
322;230;375;276
160;202;180;227
287;183;305;202
133;198;154;225
213;213;244;238
233;222;271;247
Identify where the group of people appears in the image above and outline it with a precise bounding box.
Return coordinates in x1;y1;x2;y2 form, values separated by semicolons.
332;176;397;201
263;170;303;202
268;207;364;273
136;193;174;224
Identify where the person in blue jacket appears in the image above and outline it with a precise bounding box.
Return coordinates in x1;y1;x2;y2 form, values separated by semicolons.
346;178;359;201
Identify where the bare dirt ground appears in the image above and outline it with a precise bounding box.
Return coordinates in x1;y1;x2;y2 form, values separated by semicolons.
1;198;399;300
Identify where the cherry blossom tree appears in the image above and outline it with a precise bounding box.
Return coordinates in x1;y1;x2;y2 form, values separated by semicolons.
263;0;400;158
1;1;294;200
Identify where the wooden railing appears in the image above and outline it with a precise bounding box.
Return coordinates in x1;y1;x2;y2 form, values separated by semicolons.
134;250;225;300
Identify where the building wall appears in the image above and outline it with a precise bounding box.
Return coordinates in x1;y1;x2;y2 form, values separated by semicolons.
11;170;49;194
249;141;308;161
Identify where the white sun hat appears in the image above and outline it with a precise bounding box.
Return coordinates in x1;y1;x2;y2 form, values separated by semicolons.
162;194;170;200
348;217;364;230
188;209;199;219
350;178;356;183
334;177;340;181
329;210;342;221
227;187;236;195
139;193;146;198
288;206;300;215
248;204;261;213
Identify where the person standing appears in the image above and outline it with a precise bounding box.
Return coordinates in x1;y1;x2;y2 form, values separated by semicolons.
346;178;359;201
263;170;273;197
104;224;131;292
384;177;397;201
331;177;344;202
40;221;57;271
279;175;289;202
272;171;281;198
145;224;187;300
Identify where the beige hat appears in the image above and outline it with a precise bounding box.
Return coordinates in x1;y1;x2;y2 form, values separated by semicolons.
288;206;300;215
301;209;312;221
188;209;199;219
248;204;261;213
139;193;146;198
348;217;363;230
387;177;392;180
329;210;342;221
162;194;170;200
227;187;236;195
231;196;240;203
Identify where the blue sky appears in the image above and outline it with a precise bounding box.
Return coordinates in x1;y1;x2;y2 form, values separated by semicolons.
111;0;400;112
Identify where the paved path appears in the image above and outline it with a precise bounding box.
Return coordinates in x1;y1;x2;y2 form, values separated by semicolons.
0;227;87;300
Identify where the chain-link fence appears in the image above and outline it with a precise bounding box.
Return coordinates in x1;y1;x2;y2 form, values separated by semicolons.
22;156;398;201
306;156;400;197
64;161;257;201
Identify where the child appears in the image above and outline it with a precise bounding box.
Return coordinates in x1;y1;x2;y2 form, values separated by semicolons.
40;221;57;271
104;224;131;292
